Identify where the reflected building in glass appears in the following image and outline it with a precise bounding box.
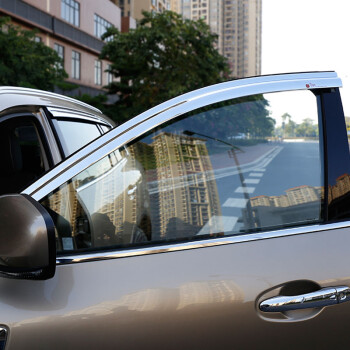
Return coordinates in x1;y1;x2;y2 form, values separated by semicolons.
143;132;222;239
245;185;323;230
46;132;222;248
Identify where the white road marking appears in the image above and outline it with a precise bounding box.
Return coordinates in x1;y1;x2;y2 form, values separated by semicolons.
253;168;266;172
223;198;248;208
235;186;255;194
198;215;238;235
244;178;261;184
249;173;264;177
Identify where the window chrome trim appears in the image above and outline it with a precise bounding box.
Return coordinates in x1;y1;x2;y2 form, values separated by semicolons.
24;72;342;201
56;221;349;265
47;107;112;126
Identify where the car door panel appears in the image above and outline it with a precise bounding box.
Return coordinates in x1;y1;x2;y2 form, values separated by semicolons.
3;72;347;349
1;226;350;349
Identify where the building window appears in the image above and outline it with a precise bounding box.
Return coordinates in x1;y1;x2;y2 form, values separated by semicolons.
61;0;80;27
107;64;113;84
94;60;102;85
54;43;65;69
34;36;42;42
71;51;80;80
94;14;112;40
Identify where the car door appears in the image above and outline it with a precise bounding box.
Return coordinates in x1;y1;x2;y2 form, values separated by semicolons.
2;72;350;350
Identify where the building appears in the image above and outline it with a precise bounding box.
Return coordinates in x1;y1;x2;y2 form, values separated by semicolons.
178;0;224;60
0;0;123;96
176;0;262;78
115;0;171;20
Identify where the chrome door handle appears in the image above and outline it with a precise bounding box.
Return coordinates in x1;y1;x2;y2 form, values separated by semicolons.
259;286;350;312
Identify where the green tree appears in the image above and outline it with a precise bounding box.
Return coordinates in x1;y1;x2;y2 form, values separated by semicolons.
0;17;67;90
100;11;230;123
284;118;297;137
295;118;318;137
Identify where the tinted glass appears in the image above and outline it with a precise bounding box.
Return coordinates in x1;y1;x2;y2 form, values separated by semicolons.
42;90;323;253
0;120;47;195
53;120;101;156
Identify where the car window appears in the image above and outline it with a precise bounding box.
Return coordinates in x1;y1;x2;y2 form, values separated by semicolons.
52;119;102;156
41;90;323;253
100;124;111;133
0;118;48;195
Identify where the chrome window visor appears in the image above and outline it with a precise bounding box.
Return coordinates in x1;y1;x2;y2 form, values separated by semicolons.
24;72;342;201
47;107;112;126
56;220;350;265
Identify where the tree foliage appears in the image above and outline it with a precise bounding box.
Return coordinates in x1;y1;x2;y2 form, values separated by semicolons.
100;11;230;123
0;17;67;90
275;114;318;138
162;94;274;146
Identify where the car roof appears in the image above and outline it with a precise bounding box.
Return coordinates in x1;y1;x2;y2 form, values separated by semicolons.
0;86;116;127
0;86;114;123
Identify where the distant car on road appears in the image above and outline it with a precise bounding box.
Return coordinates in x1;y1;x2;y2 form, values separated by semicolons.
1;72;350;349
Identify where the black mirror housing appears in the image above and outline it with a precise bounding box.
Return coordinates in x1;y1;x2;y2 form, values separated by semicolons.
0;194;56;280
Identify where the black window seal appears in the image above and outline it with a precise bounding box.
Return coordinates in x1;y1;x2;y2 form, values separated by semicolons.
313;88;350;222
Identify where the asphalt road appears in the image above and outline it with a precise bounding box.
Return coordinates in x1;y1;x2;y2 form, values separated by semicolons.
212;141;322;234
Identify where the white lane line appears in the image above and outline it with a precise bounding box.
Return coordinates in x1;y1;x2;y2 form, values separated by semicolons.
254;168;266;172
198;215;238;235
235;186;255;194
249;173;264;177
223;198;248;208
244;178;261;184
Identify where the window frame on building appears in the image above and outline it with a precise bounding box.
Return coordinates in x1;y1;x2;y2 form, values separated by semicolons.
94;14;113;41
106;64;113;85
54;43;65;69
71;50;81;80
94;60;102;86
61;0;80;27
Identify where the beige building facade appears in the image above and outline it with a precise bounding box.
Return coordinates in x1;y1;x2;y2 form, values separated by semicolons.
175;0;262;78
0;0;122;96
115;0;171;20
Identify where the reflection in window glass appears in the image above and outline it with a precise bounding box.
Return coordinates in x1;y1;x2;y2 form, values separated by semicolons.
42;90;323;253
53;120;101;156
61;0;80;27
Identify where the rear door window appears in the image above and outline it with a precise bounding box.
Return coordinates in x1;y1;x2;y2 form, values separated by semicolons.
53;119;102;156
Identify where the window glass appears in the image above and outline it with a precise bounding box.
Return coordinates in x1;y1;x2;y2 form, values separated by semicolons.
100;124;111;133
0;120;47;195
94;14;112;41
42;90;323;253
53;120;101;156
54;43;65;69
61;0;80;27
94;60;102;85
71;50;80;80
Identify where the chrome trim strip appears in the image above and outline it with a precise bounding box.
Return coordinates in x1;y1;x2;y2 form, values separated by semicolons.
56;220;350;265
24;72;342;200
47;107;112;126
0;86;102;114
48;110;111;126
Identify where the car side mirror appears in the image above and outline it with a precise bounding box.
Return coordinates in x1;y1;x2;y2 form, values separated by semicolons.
0;194;56;280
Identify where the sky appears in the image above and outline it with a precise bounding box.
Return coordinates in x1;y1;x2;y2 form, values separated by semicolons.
261;0;350;124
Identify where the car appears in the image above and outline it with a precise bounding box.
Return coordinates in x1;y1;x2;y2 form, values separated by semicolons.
0;71;350;349
0;86;115;196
